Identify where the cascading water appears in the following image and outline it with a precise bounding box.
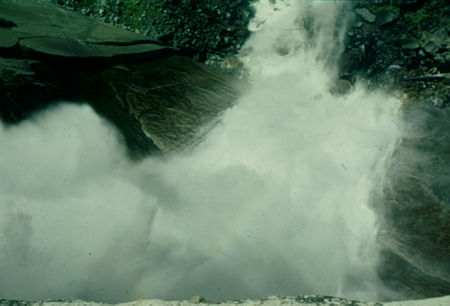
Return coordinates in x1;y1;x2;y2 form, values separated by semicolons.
0;0;407;303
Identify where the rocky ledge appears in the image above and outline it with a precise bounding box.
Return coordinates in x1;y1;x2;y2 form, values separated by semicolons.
0;0;242;157
1;295;450;306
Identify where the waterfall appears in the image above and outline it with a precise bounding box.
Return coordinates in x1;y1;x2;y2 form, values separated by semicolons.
0;1;404;303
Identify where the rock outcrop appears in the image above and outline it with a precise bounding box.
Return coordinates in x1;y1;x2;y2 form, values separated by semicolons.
0;0;242;157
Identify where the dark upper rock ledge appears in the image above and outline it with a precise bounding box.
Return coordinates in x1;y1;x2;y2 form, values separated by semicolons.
0;0;173;61
0;0;243;158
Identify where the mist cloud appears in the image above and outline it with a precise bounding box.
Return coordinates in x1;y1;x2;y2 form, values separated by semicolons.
0;1;403;304
0;79;400;303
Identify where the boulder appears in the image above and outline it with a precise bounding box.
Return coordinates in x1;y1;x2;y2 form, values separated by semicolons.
376;9;400;26
330;79;354;96
420;27;449;55
355;8;376;23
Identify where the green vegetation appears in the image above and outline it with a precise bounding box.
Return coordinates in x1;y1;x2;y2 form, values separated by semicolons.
409;7;430;31
78;0;96;7
376;2;400;15
409;8;430;24
118;0;144;28
56;0;97;9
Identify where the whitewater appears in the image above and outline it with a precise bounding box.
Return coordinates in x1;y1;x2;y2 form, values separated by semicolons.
0;1;403;303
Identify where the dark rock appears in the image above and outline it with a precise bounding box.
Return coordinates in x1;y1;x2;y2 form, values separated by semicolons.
0;57;37;76
220;55;244;77
376;101;450;297
420;27;449;54
101;56;243;153
0;0;243;158
435;52;450;72
189;295;215;303
430;96;446;108
355;7;376;23
330;79;354;96
19;36;168;59
339;47;365;76
402;39;420;50
0;17;16;28
0;28;22;49
376;9;399;26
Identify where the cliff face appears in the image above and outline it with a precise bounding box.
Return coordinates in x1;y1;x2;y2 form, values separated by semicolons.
338;0;450;299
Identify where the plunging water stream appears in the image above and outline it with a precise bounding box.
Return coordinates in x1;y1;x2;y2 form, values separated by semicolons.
0;1;423;303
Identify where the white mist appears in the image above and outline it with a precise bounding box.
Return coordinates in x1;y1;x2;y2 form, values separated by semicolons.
0;0;401;303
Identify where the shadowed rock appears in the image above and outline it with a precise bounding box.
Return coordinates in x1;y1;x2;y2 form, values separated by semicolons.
0;0;243;158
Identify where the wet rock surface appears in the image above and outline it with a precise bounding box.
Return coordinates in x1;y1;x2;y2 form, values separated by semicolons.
95;56;241;153
340;0;450;299
375;103;450;299
0;0;242;158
